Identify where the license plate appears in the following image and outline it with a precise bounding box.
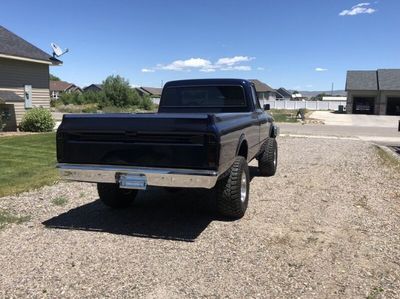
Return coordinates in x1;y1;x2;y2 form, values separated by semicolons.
118;174;147;190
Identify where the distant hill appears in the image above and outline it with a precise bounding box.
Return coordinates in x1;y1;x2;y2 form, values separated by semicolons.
287;90;347;98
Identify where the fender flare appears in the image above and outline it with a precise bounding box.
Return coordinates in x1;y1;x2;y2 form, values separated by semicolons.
235;133;248;157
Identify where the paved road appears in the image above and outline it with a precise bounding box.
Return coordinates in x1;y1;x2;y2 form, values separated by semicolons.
279;123;400;145
310;111;399;128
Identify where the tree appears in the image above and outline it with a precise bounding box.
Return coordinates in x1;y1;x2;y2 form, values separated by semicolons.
50;74;61;81
102;75;141;107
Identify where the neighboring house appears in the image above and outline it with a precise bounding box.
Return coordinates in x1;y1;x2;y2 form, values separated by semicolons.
50;80;82;100
346;69;400;115
83;84;103;93
136;86;163;98
249;79;276;101
291;92;308;101
0;25;61;130
275;88;292;100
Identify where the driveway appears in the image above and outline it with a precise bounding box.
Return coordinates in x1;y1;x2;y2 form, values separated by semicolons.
310;111;399;128
1;137;399;298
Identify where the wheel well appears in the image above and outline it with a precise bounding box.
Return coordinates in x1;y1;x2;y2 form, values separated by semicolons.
237;140;248;159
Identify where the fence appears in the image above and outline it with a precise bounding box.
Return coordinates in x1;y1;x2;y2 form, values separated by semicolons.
261;100;347;111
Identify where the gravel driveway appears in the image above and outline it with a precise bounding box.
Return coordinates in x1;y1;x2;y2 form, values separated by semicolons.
0;137;399;298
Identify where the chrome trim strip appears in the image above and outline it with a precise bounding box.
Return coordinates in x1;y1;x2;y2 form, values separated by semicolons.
57;163;219;189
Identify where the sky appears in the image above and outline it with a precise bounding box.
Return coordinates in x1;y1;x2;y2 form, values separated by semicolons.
1;0;399;90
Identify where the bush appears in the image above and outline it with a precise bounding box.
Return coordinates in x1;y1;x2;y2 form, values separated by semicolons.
102;75;141;107
140;95;154;110
19;108;55;132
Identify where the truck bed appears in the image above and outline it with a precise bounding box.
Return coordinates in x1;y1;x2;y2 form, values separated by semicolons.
57;113;220;170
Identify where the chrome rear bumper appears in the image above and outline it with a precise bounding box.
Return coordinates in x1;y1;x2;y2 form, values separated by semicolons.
57;163;219;189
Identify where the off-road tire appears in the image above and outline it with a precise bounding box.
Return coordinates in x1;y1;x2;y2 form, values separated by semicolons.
97;183;138;208
216;156;249;219
258;138;278;177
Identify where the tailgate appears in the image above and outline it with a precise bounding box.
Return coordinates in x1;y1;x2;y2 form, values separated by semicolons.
56;113;219;170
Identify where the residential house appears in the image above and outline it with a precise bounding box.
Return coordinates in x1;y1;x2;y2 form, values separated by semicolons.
275;88;292;100
50;80;82;100
83;84;103;93
249;79;276;101
291;92;308;101
0;25;61;130
346;69;400;115
136;86;163;98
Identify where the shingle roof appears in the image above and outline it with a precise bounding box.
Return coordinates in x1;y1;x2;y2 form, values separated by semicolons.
83;84;103;91
0;90;22;102
249;79;275;93
346;69;400;91
346;71;378;91
0;25;61;64
377;69;400;90
50;80;73;91
139;87;163;96
276;88;292;98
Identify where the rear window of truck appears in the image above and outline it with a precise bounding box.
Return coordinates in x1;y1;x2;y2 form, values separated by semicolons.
161;85;246;107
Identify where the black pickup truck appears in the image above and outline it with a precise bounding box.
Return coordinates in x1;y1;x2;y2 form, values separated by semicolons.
57;79;279;218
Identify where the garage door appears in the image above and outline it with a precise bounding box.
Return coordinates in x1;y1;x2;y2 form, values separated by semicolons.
386;97;400;115
353;97;375;114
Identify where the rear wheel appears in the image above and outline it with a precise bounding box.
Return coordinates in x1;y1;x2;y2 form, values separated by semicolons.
216;156;249;219
258;138;278;176
97;183;138;208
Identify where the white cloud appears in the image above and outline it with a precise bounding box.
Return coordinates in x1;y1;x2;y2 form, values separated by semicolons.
216;56;254;66
141;68;155;73
161;58;212;71
339;3;376;16
315;67;328;72
200;68;216;73
144;56;257;73
231;65;252;71
257;67;265;71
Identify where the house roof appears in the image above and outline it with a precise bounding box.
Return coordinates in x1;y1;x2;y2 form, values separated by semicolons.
249;79;275;93
346;69;400;91
139;87;163;96
0;90;22;102
377;69;400;90
83;84;103;91
346;71;378;91
276;88;292;98
50;80;74;91
0;26;61;65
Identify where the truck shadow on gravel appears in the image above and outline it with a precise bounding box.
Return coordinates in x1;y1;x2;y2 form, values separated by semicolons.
43;167;260;242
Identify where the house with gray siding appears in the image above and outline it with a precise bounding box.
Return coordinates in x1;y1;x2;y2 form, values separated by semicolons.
0;25;61;130
275;88;292;101
346;69;400;115
249;79;276;101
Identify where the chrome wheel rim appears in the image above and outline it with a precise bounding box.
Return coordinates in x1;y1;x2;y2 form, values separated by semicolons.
240;172;247;203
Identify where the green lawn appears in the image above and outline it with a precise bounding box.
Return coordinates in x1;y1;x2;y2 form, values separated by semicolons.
269;109;299;123
0;133;58;197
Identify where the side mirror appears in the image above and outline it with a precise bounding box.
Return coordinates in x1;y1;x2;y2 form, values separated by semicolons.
263;104;270;111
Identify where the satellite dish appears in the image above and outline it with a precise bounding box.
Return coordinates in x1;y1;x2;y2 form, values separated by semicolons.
51;43;69;57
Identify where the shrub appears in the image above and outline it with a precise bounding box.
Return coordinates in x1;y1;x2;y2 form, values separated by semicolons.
102;75;141;107
19;108;55;132
140;95;154;110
